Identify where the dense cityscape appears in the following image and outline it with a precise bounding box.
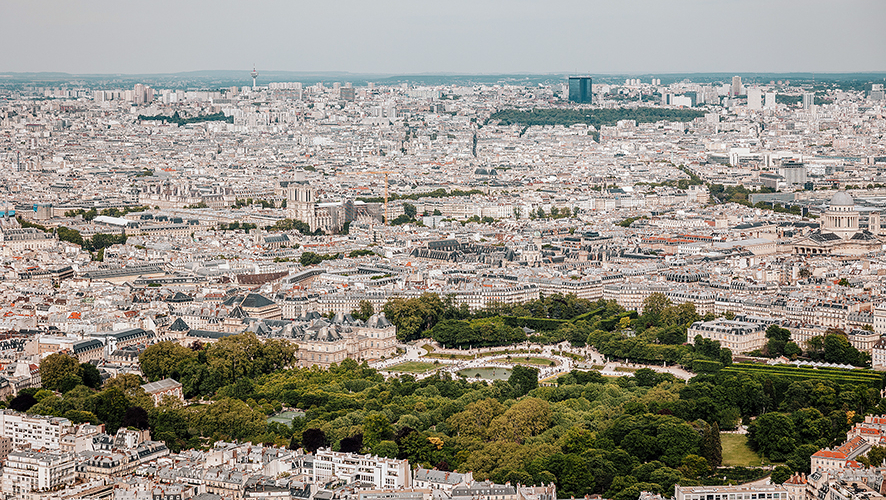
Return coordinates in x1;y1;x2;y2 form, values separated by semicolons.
0;67;885;500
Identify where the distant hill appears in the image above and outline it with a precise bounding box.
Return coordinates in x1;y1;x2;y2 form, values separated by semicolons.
1;71;884;88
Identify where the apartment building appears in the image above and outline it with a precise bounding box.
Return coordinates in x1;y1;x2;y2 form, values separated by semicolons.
413;468;473;494
0;410;73;450
874;304;886;335
846;415;886;445
674;484;790;500
810;436;871;471
0;228;58;257
312;449;410;489
452;481;518;500
531;277;603;301
873;338;886;371
806;467;886;500
359;489;432;500
1;450;76;497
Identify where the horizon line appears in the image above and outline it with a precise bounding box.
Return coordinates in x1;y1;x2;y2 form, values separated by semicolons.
2;70;886;78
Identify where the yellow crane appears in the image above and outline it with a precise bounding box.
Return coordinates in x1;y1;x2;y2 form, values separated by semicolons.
356;171;395;225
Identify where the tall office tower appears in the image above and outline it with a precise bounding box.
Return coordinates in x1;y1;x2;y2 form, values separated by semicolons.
764;92;776;109
568;76;593;104
133;84;146;105
747;88;763;110
803;92;814;109
731;76;742;97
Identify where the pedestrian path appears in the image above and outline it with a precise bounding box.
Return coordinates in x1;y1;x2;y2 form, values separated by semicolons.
371;340;695;381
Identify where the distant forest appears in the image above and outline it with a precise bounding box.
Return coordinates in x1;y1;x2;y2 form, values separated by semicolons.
137;111;233;125
488;108;706;128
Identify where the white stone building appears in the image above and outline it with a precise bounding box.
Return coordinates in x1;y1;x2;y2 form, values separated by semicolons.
312;449;410;490
1;450;76;497
0;410;73;450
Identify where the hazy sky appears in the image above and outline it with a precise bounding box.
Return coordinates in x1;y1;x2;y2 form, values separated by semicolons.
3;0;885;75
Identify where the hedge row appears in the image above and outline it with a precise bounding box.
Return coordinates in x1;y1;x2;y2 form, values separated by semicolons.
721;364;883;388
501;316;568;332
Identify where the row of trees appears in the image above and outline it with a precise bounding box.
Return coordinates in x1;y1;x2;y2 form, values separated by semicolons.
139;332;296;398
233;198;276;209
299;251;341;266
428;317;528;348
488;108;705;128
530;206;577;220
750;325;868;367
708;184;775;206
380;292;608;343
265;218;323;235
137;111;233;125
356;188;484;204
217;221;258;231
64;206;149;220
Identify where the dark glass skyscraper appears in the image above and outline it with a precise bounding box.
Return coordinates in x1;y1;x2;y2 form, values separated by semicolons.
568;77;593;104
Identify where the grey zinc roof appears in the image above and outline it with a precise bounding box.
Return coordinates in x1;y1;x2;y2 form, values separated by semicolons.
414;467;469;485
188;330;237;339
140;378;182;394
242;293;275;308
73;339;104;354
168;318;190;331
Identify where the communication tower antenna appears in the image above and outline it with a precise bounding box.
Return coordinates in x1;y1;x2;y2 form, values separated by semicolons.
251;66;259;89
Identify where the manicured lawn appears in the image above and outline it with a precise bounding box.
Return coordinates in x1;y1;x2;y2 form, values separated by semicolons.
425;352;475;360
508;356;558;367
614;366;638;372
421;344;434;353
267;411;305;426
721;434;762;467
388;361;438;373
484;348;534;357
576;364;606;370
424;349;543;361
457;367;512;381
556;351;586;361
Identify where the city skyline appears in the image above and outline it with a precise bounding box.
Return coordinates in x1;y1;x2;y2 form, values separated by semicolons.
3;1;886;497
3;0;885;75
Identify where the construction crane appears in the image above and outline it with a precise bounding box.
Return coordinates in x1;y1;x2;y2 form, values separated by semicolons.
356;171;395;225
